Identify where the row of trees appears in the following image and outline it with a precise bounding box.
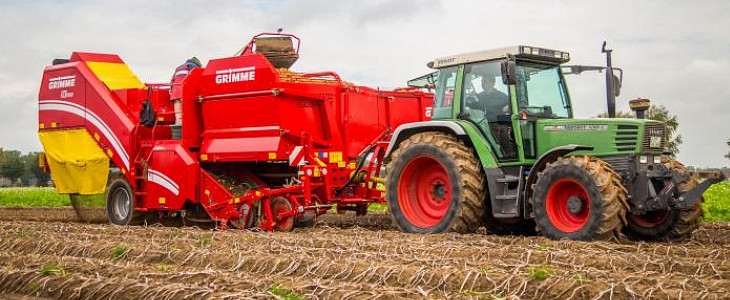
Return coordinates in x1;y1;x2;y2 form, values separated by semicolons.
0;149;50;187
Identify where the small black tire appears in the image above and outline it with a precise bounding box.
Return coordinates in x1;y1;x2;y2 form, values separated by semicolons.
106;177;144;225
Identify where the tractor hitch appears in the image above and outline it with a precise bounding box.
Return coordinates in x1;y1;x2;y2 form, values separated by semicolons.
639;167;723;211
676;172;726;209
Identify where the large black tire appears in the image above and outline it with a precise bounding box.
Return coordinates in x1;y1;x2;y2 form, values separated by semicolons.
106;177;145;225
386;132;485;233
531;156;628;240
623;159;704;241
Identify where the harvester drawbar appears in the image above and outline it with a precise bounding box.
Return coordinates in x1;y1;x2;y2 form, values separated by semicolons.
38;32;432;231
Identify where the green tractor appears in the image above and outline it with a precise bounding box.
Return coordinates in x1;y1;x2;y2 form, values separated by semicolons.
385;44;724;241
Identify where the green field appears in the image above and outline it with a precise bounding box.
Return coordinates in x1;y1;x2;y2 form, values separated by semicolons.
1;183;728;221
701;181;730;222
0;187;104;207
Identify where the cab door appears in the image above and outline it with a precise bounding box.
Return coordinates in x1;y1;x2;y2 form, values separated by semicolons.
459;61;519;161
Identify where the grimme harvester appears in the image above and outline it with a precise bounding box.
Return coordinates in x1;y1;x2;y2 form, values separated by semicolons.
38;33;432;231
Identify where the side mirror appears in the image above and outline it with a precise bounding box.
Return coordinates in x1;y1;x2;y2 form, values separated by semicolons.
501;60;517;85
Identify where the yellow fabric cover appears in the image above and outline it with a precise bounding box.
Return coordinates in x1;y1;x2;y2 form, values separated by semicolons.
38;128;110;194
86;61;145;90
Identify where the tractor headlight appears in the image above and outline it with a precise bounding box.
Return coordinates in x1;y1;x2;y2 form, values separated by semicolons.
653;156;662;164
639;156;648;164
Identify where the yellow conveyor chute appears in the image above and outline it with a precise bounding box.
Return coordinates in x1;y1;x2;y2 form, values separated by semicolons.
38;128;110;194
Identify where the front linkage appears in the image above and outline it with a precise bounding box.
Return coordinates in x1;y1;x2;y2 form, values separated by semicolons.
640;163;725;212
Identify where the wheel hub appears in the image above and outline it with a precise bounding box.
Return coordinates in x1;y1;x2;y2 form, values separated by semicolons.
566;196;584;214
432;181;447;201
112;188;131;220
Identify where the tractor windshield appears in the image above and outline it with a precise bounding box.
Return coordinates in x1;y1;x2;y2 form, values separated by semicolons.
515;62;571;119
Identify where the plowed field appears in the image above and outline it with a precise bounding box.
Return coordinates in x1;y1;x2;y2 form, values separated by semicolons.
0;207;729;299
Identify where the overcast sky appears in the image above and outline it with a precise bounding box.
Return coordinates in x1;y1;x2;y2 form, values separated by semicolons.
0;0;728;167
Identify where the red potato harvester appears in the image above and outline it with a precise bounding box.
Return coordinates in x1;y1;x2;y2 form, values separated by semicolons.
37;32;433;231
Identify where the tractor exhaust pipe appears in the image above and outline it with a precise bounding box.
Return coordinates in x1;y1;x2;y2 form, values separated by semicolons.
629;98;651;119
602;41;616;118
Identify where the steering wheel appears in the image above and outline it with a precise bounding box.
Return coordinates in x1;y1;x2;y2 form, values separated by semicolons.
465;94;480;107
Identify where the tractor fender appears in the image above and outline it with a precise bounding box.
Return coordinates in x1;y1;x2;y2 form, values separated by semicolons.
523;144;593;217
384;121;467;158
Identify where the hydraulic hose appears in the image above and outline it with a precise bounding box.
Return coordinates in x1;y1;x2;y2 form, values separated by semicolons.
334;143;377;196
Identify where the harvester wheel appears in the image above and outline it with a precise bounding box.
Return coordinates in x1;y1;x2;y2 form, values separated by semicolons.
271;197;295;232
231;202;257;229
531;156;628;240
386;132;484;233
623;160;704;241
106;177;144;226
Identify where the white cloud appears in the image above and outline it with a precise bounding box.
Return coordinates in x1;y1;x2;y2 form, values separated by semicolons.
1;0;728;167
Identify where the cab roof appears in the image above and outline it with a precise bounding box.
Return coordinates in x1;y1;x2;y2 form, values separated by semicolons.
429;45;570;69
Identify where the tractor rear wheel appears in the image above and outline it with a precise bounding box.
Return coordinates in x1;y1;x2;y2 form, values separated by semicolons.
106;177;145;225
624;160;703;241
386;132;484;234
531;156;628;240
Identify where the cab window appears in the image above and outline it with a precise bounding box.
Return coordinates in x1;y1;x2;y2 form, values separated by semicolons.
462;61;517;159
433;66;458;119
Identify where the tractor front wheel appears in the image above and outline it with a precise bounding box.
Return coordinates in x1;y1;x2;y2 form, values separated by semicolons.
531;156;628;240
623;159;703;241
386;132;484;233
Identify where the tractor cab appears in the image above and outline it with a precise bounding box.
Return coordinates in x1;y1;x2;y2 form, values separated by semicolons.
425;46;577;162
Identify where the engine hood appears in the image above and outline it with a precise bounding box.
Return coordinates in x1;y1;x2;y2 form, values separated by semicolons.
533;118;665;157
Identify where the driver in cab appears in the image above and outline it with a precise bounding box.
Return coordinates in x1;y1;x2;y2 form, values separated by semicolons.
467;75;509;119
466;74;516;157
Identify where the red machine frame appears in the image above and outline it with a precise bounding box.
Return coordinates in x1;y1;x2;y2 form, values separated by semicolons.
38;33;433;231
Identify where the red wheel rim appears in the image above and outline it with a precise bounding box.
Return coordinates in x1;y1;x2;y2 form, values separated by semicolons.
629;210;670;227
545;178;590;233
397;155;452;228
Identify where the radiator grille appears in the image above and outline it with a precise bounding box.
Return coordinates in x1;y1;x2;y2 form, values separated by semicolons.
642;123;666;153
615;125;639;152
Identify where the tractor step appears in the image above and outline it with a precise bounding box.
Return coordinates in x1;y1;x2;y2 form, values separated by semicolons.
495;194;518;201
496;175;520;184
